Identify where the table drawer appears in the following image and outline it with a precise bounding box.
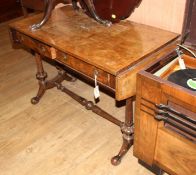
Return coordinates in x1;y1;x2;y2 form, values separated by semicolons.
15;31;55;59
56;51;115;89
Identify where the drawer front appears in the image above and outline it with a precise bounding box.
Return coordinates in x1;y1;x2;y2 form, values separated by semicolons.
14;31;115;89
155;127;196;175
56;51;115;89
15;31;55;59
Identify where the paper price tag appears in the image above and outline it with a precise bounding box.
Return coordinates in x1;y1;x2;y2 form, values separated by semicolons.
176;48;186;70
94;71;100;99
178;58;186;69
94;85;100;99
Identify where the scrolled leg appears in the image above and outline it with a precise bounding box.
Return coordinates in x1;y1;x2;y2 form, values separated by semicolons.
30;0;55;31
72;0;80;10
31;54;48;104
83;0;112;26
111;97;135;165
111;123;134;165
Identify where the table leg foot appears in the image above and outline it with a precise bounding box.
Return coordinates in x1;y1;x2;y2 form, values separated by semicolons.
30;0;54;31
72;0;80;10
31;97;41;104
111;138;133;166
83;0;112;27
111;124;134;166
31;71;48;105
111;97;135;165
111;155;121;166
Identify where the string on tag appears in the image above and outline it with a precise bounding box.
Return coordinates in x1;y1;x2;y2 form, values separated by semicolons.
176;48;186;69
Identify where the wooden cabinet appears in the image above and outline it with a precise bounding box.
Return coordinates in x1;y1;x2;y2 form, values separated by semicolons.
134;1;196;174
134;52;196;175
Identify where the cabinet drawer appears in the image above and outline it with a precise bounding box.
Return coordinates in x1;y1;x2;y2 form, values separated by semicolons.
15;31;55;59
56;51;116;89
155;127;196;175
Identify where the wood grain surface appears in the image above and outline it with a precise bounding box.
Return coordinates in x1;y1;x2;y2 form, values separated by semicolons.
9;6;178;75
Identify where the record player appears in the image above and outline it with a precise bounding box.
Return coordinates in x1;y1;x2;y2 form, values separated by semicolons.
133;1;196;175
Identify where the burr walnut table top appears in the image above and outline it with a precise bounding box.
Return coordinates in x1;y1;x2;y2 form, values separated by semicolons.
9;6;178;75
9;6;179;100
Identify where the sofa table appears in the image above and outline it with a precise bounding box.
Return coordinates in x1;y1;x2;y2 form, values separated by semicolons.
9;5;179;165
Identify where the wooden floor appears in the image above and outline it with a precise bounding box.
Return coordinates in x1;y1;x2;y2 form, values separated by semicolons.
0;20;154;175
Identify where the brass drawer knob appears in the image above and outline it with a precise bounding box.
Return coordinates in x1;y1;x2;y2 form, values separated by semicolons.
63;53;67;60
94;69;99;76
20;36;24;42
40;46;46;52
50;47;56;59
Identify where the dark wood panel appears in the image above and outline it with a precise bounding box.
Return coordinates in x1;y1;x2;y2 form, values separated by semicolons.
0;0;22;23
182;0;196;48
20;0;45;11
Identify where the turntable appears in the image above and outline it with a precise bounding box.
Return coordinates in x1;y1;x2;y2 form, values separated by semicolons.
154;44;196;91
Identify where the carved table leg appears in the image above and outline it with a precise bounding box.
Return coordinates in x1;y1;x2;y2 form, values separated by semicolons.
30;0;56;31
111;97;134;165
72;0;79;10
31;53;48;104
31;53;76;104
83;0;112;26
31;53;134;165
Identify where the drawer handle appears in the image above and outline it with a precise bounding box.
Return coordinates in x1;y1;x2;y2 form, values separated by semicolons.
20;35;24;42
50;47;56;59
40;46;46;52
94;69;99;76
63;53;67;60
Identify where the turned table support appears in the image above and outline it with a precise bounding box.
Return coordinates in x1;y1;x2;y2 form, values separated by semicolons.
111;97;134;165
31;53;76;104
31;53;134;165
31;53;48;104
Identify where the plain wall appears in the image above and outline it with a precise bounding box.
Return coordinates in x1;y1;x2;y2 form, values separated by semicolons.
129;0;186;33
